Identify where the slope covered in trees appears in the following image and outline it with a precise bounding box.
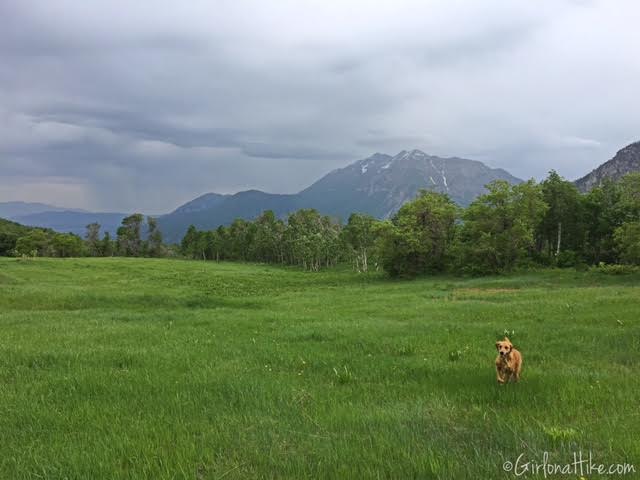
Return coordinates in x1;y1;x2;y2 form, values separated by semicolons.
0;218;84;257
0;214;167;259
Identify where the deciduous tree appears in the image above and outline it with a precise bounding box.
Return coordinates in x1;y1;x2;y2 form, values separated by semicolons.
376;191;458;277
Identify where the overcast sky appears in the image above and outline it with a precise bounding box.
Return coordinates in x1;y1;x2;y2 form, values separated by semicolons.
1;0;639;213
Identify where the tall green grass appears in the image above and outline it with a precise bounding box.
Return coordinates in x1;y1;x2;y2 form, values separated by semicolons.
0;258;638;479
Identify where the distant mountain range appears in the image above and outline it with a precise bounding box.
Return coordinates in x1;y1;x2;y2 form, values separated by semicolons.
575;141;640;192
0;202;129;238
157;149;522;241
4;141;639;243
0;201;86;218
13;211;129;238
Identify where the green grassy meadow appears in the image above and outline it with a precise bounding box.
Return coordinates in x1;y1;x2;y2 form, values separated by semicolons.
0;257;638;479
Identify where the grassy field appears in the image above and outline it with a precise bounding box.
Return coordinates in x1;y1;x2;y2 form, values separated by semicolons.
0;257;638;479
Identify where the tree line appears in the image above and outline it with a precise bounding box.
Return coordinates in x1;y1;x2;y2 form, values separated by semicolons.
180;209;343;271
2;171;639;276
180;171;640;276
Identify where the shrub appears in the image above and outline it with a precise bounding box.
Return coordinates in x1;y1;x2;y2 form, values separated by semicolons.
591;263;640;275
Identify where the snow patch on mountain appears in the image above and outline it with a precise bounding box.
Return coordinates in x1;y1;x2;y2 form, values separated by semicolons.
380;161;392;170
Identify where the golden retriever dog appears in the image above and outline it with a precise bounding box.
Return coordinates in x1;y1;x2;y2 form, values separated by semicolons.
495;337;522;384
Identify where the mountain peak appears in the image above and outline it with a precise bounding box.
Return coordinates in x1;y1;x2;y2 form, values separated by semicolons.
407;149;428;157
393;149;427;159
575;140;640;192
298;149;522;221
171;192;229;215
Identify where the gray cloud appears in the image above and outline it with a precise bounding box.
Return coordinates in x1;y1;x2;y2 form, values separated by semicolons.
1;0;639;213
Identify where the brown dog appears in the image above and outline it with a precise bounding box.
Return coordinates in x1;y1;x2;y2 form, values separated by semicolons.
495;337;522;384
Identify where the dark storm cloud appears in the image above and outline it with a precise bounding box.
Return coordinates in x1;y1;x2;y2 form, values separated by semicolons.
0;0;639;212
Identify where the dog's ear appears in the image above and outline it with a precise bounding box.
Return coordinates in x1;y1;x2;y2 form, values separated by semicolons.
495;341;501;351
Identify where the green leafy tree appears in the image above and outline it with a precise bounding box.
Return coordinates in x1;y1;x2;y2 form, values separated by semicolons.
614;222;640;264
582;179;623;264
101;232;114;257
146;216;164;257
227;219;255;261
618;173;640;217
342;213;379;272
538;171;585;262
215;226;229;261
85;222;101;256
181;225;200;259
51;233;85;257
285;209;317;269
117;214;144;256
285;209;340;271
251;210;285;263
0;232;18;256
376;191;458;277
613;173;640;264
200;230;219;261
319;214;342;269
14;230;51;257
456;180;547;274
